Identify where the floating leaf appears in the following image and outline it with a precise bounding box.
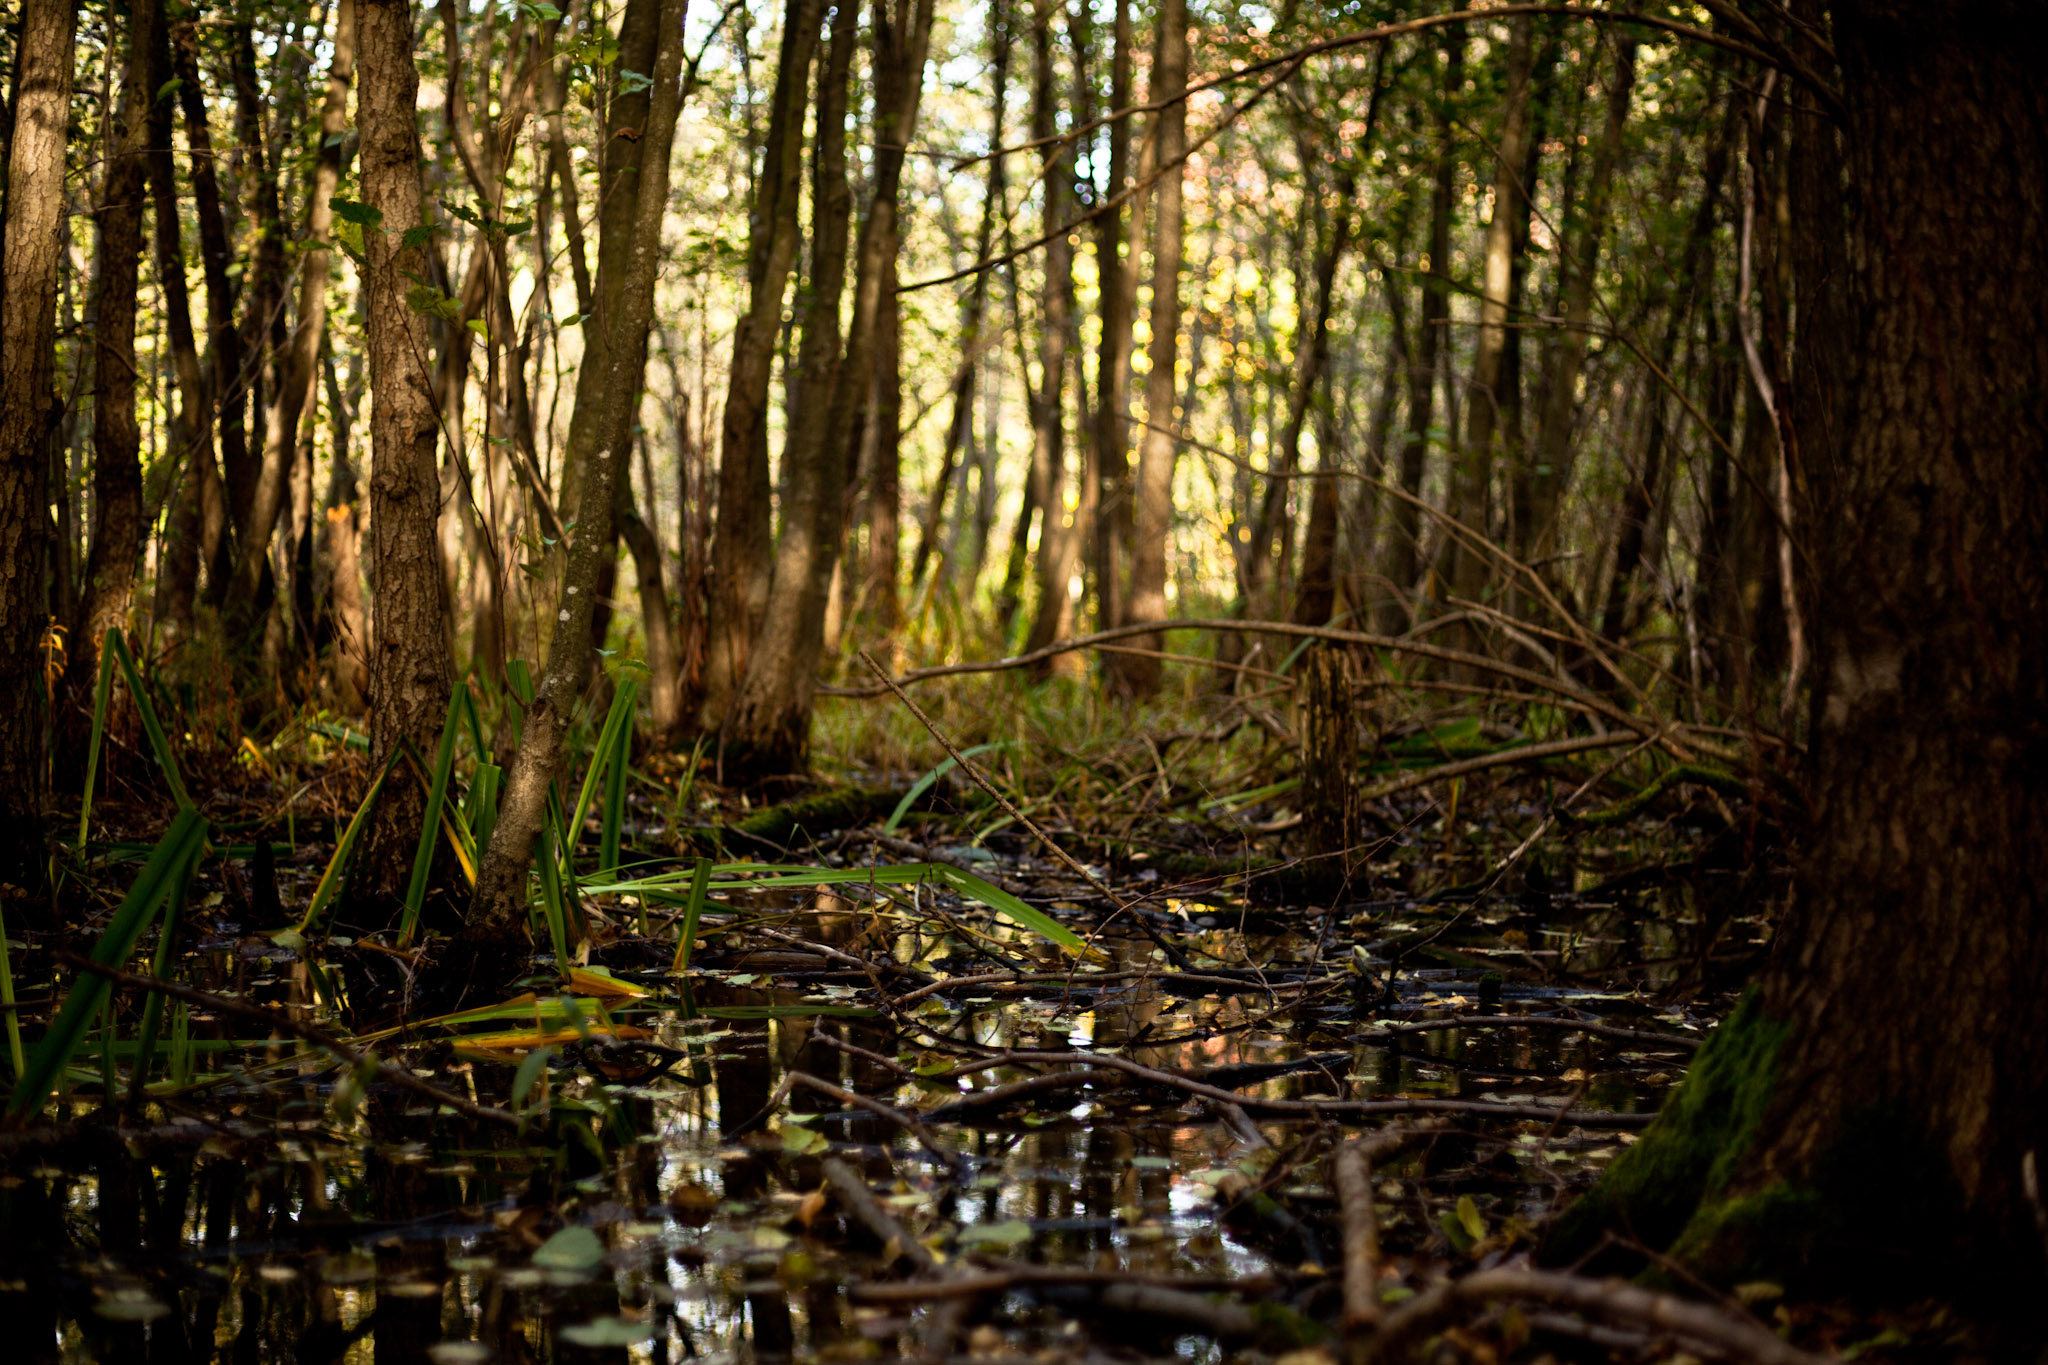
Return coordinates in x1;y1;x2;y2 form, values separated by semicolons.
956;1219;1033;1248
532;1224;605;1273
559;1317;654;1348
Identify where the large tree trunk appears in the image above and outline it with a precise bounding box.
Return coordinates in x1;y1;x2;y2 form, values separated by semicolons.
1090;0;1138;636
60;0;156;751
700;0;820;729
721;0;934;775
1552;0;2048;1293
1110;0;1187;696
0;0;74;901
462;0;690;958
356;0;457;906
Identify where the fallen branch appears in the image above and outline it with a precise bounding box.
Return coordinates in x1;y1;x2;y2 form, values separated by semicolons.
1368;1268;1834;1365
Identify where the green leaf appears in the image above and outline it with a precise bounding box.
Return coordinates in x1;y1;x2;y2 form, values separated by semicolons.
885;742;1007;834
532;1224;605;1273
465;317;489;339
1456;1194;1486;1243
401;224;435;251
329;196;383;227
559;1318;653;1348
957;1219;1033;1248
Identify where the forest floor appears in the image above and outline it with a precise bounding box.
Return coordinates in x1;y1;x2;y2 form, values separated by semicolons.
0;698;1970;1363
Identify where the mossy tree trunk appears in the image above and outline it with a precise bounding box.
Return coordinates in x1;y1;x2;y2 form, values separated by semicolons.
1553;0;2048;1294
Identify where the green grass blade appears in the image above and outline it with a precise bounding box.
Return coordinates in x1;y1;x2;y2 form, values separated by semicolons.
568;678;639;857
105;631;192;812
400;691;468;944
599;715;632;877
76;640;117;858
536;799;572;975
933;865;1091;957
0;902;24;1079
467;762;502;850
10;808;208;1116
129;838;200;1101
884;742;1007;834
670;857;713;975
295;745;405;935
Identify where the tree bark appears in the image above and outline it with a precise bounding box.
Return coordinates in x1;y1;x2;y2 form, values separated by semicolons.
0;0;74;901
721;0;934;775
1446;17;1535;617
1111;0;1187;696
60;0;156;751
462;0;691;957
1091;0;1138;635
1521;34;1635;565
1552;0;2048;1292
1022;0;1078;663
909;0;1009;590
701;0;821;729
1375;31;1461;635
356;0;457;906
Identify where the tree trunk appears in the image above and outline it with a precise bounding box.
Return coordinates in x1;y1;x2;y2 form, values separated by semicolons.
863;258;904;635
462;0;690;959
356;0;457;907
1521;35;1636;564
0;0;74;901
234;0;357;638
1022;0;1077;663
701;0;821;729
1375;32;1460;636
1110;0;1187;696
1091;0;1137;636
722;0;934;775
909;0;1009;590
1552;0;2048;1293
60;0;155;752
1446;17;1535;617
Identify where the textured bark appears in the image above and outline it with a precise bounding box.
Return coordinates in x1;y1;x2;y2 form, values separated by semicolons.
463;0;690;953
319;355;371;710
1521;36;1635;564
1111;0;1187;696
356;0;456;905
1022;0;1078;663
701;0;820;729
909;0;1008;589
238;0;357;637
863;259;904;635
0;0;74;900
60;0;156;749
1090;0;1137;634
722;0;934;775
1557;0;2048;1292
1446;17;1535;613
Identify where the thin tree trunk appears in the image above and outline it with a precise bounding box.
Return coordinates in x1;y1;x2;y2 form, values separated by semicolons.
701;0;821;729
0;0;75;901
1091;0;1137;634
910;0;1010;589
1111;0;1187;696
1022;0;1077;662
1374;35;1461;635
463;0;691;957
61;0;156;746
1446;16;1535;616
863;257;904;634
356;0;457;906
1522;35;1636;564
722;0;934;774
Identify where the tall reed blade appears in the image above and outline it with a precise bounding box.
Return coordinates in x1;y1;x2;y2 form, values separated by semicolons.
75;640;117;859
600;706;632;877
105;630;192;812
295;746;404;936
400;690;469;945
671;857;713;975
9;809;208;1117
0;903;24;1079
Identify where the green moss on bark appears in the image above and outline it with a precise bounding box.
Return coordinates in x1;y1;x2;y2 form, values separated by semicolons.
1544;988;1787;1262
